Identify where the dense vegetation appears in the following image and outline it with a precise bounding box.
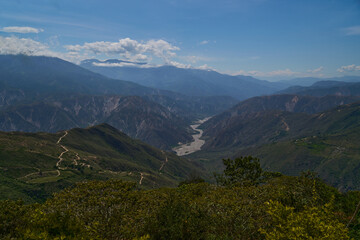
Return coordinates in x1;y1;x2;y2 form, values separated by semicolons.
1;157;360;239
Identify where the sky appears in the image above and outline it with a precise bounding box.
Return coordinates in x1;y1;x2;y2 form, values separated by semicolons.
0;0;359;81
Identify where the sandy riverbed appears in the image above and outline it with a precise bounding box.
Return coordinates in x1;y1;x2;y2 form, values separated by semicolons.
173;117;211;156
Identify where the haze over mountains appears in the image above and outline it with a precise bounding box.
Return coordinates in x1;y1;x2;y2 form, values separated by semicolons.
279;76;360;87
2;0;360;237
1;53;360;192
80;59;287;100
0;55;237;149
279;80;360;96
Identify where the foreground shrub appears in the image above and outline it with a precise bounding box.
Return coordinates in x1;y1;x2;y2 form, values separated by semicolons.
260;200;349;239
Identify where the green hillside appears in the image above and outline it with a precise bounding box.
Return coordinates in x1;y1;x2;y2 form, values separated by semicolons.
191;101;360;190
239;122;360;191
0;124;203;203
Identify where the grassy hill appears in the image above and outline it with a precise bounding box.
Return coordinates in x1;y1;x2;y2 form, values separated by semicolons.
0;124;204;203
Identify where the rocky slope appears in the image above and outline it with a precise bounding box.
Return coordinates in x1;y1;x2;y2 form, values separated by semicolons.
201;94;360;149
0;95;192;150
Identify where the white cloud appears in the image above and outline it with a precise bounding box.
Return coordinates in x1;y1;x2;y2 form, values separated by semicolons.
65;38;179;63
0;36;49;55
93;62;145;68
199;40;209;45
343;26;360;36
196;64;215;71
0;36;214;71
167;61;192;68
337;64;360;73
91;59;216;70
307;66;324;73
0;36;87;63
0;26;44;34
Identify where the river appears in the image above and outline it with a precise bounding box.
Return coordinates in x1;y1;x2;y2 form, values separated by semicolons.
172;117;211;156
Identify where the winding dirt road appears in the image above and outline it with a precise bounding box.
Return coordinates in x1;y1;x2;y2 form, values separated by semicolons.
139;172;144;185
159;150;168;171
56;131;69;171
20;130;88;181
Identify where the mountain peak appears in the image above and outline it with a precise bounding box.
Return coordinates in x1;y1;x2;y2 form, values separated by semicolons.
87;123;120;132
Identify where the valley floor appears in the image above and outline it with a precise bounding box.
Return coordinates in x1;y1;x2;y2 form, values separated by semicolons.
173;117;211;156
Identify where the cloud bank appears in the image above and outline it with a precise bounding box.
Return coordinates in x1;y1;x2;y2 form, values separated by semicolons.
337;64;360;73
0;26;44;33
0;36;49;55
0;36;86;63
65;38;179;62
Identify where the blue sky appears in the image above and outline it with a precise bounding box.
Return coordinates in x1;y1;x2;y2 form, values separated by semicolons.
0;0;359;80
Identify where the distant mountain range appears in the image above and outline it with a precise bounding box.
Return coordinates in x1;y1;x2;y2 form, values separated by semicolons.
279;76;360;87
0;55;237;149
0;55;164;102
80;59;287;100
278;80;360;97
0;123;204;202
2;54;360;191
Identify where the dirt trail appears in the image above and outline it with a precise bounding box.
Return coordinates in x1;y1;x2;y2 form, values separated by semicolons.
20;130;88;180
20;170;60;180
139;172;144;185
21;172;40;179
159;150;168;171
19;131;69;179
74;152;80;165
281;118;290;131
55;131;90;171
56;131;69;171
57;131;68;144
